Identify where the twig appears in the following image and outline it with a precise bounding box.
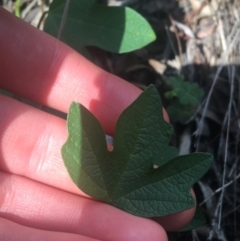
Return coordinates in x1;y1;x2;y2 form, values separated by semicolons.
199;114;240;152
233;69;240;239
223;204;240;218
22;0;38;19
200;173;240;206
195;66;223;149
218;65;235;230
164;20;181;73
168;15;184;72
37;11;48;29
57;0;71;40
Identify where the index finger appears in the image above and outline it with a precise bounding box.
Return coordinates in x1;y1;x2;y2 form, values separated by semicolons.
0;8;169;135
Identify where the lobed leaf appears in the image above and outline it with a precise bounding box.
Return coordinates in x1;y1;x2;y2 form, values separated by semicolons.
62;85;212;217
165;75;204;107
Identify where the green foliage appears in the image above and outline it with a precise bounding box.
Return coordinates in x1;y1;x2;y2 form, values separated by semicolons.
165;75;204;123
154;145;178;166
167;101;198;123
165;75;204;106
44;0;156;56
61;85;212;218
15;0;22;17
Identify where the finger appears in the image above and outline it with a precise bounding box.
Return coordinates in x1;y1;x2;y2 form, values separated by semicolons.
153;205;196;231
0;172;168;241
153;189;196;231
0;94;87;195
0;218;100;241
0;8;169;135
0;93;107;204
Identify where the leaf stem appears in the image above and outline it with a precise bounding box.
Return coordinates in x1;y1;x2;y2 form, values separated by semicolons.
15;0;22;18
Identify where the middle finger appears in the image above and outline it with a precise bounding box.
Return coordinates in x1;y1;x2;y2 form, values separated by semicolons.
0;172;166;241
0;94;85;195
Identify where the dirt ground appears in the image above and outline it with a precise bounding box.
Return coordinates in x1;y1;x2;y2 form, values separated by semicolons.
1;0;240;240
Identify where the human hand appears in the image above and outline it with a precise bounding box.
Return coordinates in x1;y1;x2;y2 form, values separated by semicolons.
0;7;195;241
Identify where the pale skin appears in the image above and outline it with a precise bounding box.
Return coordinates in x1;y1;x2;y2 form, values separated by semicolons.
0;7;195;241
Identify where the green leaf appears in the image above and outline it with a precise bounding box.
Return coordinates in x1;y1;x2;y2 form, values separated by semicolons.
154;146;178;167
44;0;156;55
167;101;197;123
180;206;206;231
62;85;212;217
165;75;204;106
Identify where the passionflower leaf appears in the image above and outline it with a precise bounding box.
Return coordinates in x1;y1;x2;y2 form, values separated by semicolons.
62;85;212;217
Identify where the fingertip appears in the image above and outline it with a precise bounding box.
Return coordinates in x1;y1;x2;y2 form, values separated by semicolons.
153;189;196;231
163;108;170;122
123;217;168;241
153;205;196;232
